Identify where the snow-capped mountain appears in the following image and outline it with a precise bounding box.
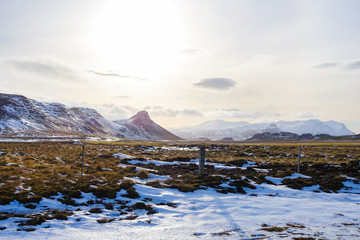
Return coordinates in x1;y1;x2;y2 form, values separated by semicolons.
172;120;281;141
172;119;355;141
113;111;181;141
0;93;123;137
275;119;355;136
0;93;179;140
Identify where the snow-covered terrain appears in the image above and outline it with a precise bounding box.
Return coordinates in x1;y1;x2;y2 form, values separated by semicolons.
1;157;359;239
172;119;355;141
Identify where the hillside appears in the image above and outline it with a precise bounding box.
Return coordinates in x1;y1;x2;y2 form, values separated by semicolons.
0;93;179;140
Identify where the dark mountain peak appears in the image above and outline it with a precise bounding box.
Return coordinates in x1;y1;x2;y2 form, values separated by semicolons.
131;110;150;119
129;110;153;125
115;110;181;140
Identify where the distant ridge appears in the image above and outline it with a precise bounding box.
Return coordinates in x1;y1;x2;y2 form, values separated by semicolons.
248;132;360;141
0;93;180;140
172;119;355;141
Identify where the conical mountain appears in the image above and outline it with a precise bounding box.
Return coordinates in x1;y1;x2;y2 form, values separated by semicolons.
114;110;182;140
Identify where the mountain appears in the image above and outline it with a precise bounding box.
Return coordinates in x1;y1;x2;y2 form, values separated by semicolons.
113;111;181;141
172;119;355;141
0;93;119;136
172;120;281;141
0;93;179;140
248;132;332;141
275;119;355;136
248;132;360;141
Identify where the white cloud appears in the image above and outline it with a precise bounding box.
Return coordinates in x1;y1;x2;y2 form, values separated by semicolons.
314;62;340;69
207;109;282;119
344;60;360;70
88;70;150;81
145;106;204;117
313;59;360;71
193;78;236;91
292;111;320;120
97;103;139;120
3;57;82;81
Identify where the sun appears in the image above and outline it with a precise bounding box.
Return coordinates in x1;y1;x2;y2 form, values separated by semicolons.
90;0;184;77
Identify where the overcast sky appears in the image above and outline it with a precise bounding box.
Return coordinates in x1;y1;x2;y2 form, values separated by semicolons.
1;0;360;132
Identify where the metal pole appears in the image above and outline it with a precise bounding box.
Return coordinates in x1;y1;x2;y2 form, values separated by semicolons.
297;146;301;173
199;145;205;176
81;144;85;177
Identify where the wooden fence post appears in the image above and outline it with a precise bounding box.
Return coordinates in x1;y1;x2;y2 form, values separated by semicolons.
297;146;301;173
81;144;85;177
199;145;206;176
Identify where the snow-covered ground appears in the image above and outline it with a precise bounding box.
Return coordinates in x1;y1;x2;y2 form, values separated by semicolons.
1;157;359;239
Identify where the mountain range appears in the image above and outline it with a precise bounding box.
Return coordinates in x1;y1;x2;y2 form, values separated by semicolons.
0;93;180;140
171;119;355;141
0;93;356;141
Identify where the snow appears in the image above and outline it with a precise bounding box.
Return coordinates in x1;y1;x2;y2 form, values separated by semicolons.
113;153;135;159
1;155;359;239
1;183;359;239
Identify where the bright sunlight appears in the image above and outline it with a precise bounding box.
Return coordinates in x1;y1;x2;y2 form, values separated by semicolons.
90;0;184;77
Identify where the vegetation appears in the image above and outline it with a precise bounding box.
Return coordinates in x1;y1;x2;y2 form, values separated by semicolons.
0;141;359;233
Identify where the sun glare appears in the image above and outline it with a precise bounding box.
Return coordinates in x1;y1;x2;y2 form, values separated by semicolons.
90;0;184;77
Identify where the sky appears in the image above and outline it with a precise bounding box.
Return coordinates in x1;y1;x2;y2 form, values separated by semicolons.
1;0;360;133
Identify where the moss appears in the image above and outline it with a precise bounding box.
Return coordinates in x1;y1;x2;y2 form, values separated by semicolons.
137;170;149;179
0;214;9;220
92;186;119;199
229;179;256;194
24;228;36;232
123;215;138;220
52;210;73;220
20;216;47;226
282;178;315;190
286;223;305;228
25;203;37;209
97;218;115;223
58;196;78;206
89;208;103;213
145;180;164;188
0;197;13;205
104;203;114;210
261;226;288;232
122;187;140;199
292;238;315;240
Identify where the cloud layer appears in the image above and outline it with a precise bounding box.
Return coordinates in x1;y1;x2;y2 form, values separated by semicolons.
4;58;80;81
145;106;204;117
314;60;360;71
88;70;149;81
193;78;236;91
208;109;282;119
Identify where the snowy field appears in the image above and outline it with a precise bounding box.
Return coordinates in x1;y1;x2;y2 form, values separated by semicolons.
1;156;360;240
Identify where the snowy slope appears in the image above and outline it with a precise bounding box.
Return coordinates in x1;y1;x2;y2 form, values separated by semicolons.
0;93;122;137
0;93;179;140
